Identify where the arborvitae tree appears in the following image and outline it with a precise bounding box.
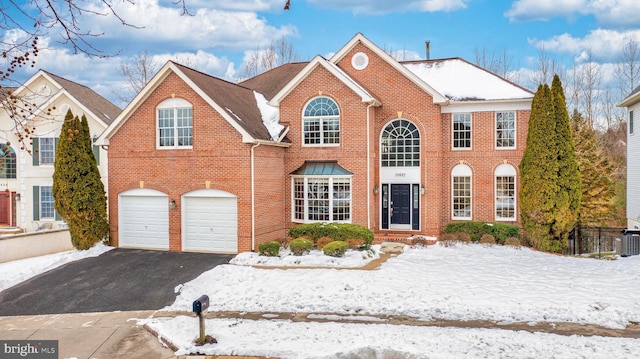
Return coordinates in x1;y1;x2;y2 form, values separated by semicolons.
571;109;615;226
551;75;581;242
520;77;582;253
53;111;109;250
520;84;560;251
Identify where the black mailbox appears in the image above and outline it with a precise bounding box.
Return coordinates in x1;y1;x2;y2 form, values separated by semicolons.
622;229;640;236
192;295;210;314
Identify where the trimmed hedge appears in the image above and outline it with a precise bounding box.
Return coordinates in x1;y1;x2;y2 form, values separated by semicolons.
289;223;374;246
445;221;520;244
289;237;313;256
258;241;280;257
323;241;348;257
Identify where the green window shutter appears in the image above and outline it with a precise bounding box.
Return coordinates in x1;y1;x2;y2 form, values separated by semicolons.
32;138;39;166
33;186;40;220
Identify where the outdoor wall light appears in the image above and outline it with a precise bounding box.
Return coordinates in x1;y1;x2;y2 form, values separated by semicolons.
420;186;425;195
373;185;379;195
14;193;20;201
169;199;177;210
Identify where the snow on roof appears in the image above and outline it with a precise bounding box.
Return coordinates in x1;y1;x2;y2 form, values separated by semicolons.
403;59;533;102
254;91;284;141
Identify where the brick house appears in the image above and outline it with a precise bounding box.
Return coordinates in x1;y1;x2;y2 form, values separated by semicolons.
98;33;533;253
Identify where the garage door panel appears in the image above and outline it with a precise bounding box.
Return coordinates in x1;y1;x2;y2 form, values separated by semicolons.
119;194;169;250
183;195;237;253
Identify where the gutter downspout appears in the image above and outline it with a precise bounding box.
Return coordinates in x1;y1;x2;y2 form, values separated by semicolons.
251;142;261;252
366;102;375;229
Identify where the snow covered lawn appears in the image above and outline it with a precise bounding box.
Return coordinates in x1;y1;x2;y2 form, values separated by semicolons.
229;245;380;268
145;243;640;357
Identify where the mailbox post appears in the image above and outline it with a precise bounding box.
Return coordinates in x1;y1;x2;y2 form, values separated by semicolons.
192;295;210;344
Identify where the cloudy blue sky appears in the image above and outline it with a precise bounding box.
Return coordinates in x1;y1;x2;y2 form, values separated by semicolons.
6;0;640;107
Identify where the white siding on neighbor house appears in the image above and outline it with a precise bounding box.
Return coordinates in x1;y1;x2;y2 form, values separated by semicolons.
628;102;640;228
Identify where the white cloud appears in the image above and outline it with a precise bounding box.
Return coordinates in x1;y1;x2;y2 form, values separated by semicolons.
307;0;470;14
506;0;640;28
80;0;297;52
529;29;640;61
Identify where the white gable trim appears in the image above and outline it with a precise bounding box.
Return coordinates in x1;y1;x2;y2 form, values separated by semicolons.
98;61;257;146
10;72;110;129
269;55;381;107
330;33;448;104
440;99;533;113
619;91;640;108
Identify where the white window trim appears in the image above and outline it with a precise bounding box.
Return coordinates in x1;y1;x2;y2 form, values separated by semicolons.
291;176;352;224
452;113;472;151
495;111;517;150
156;98;193;150
301;97;340;147
39;137;56;166
494;164;517;221
39;185;56;220
451;164;472;220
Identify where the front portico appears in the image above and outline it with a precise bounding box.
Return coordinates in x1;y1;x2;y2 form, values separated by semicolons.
379;119;421;231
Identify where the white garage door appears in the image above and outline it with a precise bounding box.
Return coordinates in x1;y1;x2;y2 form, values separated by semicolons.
119;189;169;250
183;189;237;253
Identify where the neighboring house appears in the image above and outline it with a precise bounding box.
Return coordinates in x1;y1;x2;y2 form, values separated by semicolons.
0;71;120;231
619;85;640;229
97;33;533;253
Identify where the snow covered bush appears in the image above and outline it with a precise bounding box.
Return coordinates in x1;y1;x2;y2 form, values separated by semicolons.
323;241;348;257
289;237;313;256
258;241;281;257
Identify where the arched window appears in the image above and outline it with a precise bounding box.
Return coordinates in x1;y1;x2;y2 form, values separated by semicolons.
452;164;472;219
495;164;516;220
157;98;193;148
302;97;340;145
0;144;16;179
381;119;420;167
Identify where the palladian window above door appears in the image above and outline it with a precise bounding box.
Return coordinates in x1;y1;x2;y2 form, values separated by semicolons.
381;119;420;167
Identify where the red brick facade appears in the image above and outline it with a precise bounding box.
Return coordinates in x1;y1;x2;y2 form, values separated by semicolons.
103;34;532;253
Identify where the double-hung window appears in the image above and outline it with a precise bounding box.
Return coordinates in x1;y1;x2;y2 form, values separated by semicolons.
495;164;516;221
303;97;340;146
496;111;515;149
452;164;472;219
452;113;471;149
39;137;56;165
157;98;193;148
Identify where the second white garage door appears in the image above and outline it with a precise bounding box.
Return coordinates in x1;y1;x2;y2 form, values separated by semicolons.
182;189;238;253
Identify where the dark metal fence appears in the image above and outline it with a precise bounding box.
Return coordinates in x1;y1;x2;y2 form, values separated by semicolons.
566;226;625;257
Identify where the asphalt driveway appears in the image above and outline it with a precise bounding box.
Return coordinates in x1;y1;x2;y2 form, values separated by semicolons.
0;248;233;316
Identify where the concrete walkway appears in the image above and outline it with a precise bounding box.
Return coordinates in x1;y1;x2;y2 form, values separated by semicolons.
2;309;639;359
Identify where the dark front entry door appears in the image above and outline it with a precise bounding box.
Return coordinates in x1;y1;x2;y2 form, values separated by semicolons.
391;184;411;225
